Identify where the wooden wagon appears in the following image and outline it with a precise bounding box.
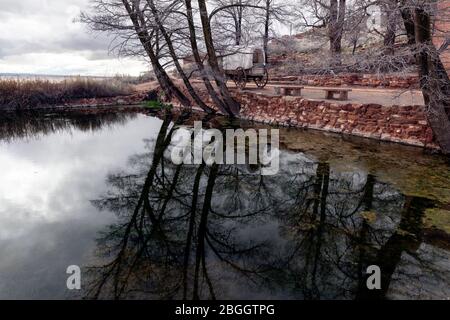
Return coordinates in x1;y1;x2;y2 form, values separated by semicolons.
220;46;269;89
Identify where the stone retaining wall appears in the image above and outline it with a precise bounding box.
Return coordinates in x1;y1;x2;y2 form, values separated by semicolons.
236;92;438;149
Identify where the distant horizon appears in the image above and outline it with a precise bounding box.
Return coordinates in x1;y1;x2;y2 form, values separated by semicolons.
0;72;142;78
0;0;148;76
0;0;292;77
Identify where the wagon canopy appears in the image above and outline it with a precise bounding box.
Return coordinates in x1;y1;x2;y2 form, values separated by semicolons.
221;46;265;71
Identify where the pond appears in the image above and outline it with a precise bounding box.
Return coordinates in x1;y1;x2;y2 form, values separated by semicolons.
0;110;449;300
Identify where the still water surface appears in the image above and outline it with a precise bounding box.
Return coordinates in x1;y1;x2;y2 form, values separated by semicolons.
0;111;449;300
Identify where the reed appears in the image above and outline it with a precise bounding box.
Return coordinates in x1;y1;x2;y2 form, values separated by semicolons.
0;77;132;109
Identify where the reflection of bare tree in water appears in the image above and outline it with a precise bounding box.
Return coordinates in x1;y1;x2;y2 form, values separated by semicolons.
355;195;435;300
86;114;448;300
0;110;136;142
276;166;446;300
88;112;183;299
86;113;277;299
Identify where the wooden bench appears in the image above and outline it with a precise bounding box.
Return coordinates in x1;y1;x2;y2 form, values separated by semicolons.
274;86;304;97
322;88;352;101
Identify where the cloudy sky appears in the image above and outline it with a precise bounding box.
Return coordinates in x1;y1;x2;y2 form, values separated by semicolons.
0;0;148;76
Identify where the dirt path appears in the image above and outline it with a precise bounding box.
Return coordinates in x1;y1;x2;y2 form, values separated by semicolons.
135;80;425;107
240;83;425;106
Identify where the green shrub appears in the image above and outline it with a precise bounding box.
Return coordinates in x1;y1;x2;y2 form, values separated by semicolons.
144;100;172;110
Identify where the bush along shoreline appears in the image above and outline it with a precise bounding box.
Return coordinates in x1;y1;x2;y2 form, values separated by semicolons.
0;78;133;110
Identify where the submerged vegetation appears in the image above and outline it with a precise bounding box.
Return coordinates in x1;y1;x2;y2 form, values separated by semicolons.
0;78;132;109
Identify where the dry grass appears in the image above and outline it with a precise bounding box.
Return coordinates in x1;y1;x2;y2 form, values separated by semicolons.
0;78;133;109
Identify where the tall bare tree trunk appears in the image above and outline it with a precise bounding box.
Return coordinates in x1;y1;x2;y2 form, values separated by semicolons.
121;0;191;107
414;7;450;154
329;0;346;66
235;1;243;45
197;0;241;116
399;0;416;45
383;0;398;55
147;0;215;113
185;0;232;115
263;0;271;64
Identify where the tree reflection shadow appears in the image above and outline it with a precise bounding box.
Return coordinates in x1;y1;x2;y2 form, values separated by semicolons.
86;113;450;300
0;110;136;142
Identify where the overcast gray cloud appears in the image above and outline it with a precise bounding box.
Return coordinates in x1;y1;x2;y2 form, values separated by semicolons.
0;0;147;76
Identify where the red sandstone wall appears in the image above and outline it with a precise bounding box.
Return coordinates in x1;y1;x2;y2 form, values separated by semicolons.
433;0;450;75
171;83;437;149
237;93;438;149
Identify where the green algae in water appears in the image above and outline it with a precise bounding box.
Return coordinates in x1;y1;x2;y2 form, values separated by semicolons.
424;208;450;233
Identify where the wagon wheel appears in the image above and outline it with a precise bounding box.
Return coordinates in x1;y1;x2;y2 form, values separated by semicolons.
254;66;269;88
234;67;247;90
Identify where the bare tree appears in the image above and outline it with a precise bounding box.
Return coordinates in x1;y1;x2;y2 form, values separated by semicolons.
211;0;254;46
257;0;292;63
185;0;237;115
146;0;216;113
82;0;244;115
295;0;347;66
198;0;241;116
209;0;291;63
80;0;192;107
410;1;450;153
329;0;347;65
381;0;399;54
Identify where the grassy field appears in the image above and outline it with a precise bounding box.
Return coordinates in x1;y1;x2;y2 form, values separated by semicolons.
0;78;133;109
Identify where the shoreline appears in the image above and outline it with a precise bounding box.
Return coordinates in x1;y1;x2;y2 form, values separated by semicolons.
0;77;441;152
0;99;442;154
